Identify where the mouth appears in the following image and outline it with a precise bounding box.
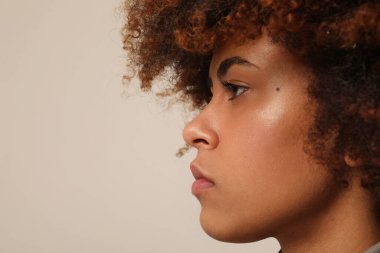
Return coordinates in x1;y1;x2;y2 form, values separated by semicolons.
190;163;215;195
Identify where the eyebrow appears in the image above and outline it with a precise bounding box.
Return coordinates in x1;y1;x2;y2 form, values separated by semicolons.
207;56;260;90
217;56;260;81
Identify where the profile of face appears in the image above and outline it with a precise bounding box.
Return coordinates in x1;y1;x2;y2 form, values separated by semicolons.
182;32;340;243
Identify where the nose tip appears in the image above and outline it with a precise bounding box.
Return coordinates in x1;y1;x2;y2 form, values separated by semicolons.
182;115;218;150
182;123;195;147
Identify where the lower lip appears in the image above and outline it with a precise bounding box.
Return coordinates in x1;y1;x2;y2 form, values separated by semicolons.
191;178;215;195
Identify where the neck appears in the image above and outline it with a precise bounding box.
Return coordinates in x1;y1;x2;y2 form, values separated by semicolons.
276;177;380;253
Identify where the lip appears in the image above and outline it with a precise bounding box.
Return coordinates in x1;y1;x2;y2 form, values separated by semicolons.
190;163;215;195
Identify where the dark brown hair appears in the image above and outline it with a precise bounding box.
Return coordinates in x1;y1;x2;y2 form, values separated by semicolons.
122;0;380;219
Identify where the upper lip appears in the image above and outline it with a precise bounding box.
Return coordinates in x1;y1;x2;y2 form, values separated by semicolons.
190;163;214;183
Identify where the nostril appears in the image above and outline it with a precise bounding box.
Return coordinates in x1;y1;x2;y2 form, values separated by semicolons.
193;138;209;145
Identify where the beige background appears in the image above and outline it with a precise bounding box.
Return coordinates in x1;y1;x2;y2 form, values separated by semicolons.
0;0;280;252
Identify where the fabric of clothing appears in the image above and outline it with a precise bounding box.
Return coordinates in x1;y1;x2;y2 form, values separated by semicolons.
365;242;380;253
277;242;380;253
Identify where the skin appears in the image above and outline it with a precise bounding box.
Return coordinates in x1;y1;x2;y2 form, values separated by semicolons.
182;32;380;252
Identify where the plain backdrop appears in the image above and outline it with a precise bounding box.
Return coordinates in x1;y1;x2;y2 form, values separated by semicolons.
0;0;280;252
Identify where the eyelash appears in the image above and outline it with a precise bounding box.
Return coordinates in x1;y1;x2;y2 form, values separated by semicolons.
221;81;249;101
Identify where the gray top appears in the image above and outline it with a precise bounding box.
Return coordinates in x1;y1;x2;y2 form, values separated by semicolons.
277;242;380;253
365;242;380;253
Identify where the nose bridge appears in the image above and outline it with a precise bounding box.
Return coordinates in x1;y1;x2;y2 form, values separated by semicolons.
182;104;219;150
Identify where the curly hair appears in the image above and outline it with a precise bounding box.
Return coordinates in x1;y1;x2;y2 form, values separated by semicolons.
122;0;380;220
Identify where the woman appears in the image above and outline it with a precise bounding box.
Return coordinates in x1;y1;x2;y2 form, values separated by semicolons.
122;1;380;252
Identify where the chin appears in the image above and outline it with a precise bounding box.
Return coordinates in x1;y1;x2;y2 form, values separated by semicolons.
199;210;270;243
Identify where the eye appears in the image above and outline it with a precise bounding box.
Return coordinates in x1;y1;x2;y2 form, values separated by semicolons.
222;81;249;101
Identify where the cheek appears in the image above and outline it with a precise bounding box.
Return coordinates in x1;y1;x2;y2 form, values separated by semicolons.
229;86;318;183
222;99;309;186
220;112;309;207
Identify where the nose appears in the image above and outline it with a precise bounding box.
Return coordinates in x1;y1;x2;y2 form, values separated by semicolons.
182;109;219;150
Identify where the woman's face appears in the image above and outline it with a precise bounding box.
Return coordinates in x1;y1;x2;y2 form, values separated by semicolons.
182;33;339;242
